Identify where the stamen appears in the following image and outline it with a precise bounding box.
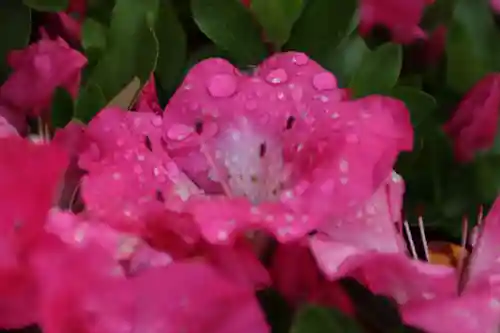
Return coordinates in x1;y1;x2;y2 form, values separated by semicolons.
37;117;46;143
45;123;50;142
200;144;234;198
404;220;418;259
418;216;429;261
478;205;484;226
69;181;82;212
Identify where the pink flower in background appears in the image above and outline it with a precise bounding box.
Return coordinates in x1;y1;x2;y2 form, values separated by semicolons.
492;0;500;13
360;0;434;43
444;73;500;162
424;25;447;66
0;35;86;115
163;52;412;244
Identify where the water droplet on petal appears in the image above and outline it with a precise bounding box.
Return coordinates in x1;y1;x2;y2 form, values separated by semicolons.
167;124;194;141
313;72;337;91
266;68;288;84
151;116;162;127
292;53;309;66
207;74;237;97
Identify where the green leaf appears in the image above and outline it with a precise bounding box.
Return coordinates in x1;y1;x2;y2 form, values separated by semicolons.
250;0;304;49
421;0;456;30
23;0;68;11
51;87;74;129
87;0;160;101
191;0;267;66
0;0;31;83
285;0;357;62
81;18;108;65
291;305;363;333
349;43;402;97
446;0;497;93
154;0;187;94
323;33;369;87
390;86;437;127
74;83;107;123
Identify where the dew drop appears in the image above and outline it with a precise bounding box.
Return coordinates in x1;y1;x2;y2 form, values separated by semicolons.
313;72;337;91
207;74;237;97
217;230;229;241
167;124;194;140
266;68;288;84
292;53;309;66
151;116;162;127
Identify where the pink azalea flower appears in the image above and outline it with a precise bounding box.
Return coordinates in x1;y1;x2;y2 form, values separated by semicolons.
30;235;134;333
444;73;500;162
163;52;412;244
424;25;447;66
270;242;354;315
360;0;434;43
135;75;162;114
52;122;89;210
32;235;270;333
73;107;270;289
0;137;68;328
78;107;201;234
309;171;407;280
44;0;86;44
492;0;500;13
0;35;86;115
130;262;270;333
352;196;500;332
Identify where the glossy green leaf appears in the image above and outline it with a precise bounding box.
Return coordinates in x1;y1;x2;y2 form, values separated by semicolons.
0;0;31;83
421;0;456;30
250;0;303;49
291;305;363;333
51;87;74;129
323;33;369;87
446;0;497;93
349;43;402;97
74;83;107;123
23;0;68;11
390;86;437;127
87;0;160;101
191;0;267;65
285;0;357;62
81;18;107;65
82;19;107;51
154;0;187;94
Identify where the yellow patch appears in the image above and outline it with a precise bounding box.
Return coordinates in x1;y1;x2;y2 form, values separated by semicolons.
428;241;468;268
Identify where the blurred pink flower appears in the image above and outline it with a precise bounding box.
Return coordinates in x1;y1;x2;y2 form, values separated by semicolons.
0;35;86;115
444;74;500;162
359;0;434;43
